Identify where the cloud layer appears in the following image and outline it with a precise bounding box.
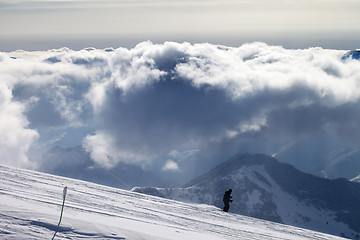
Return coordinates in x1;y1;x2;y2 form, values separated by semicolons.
1;42;360;179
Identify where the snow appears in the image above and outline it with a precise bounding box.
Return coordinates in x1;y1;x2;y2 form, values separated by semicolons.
0;165;348;240
240;165;355;237
351;175;360;182
245;189;262;211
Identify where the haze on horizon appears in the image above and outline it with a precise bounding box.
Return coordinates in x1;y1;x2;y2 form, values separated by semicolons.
1;0;360;51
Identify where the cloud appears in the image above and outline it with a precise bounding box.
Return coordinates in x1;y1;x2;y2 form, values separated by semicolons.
1;42;360;179
161;160;180;172
0;81;38;168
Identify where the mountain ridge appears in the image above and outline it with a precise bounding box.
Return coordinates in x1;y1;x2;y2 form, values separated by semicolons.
133;153;360;239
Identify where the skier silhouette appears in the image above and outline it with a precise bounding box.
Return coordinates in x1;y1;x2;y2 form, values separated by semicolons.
223;189;233;212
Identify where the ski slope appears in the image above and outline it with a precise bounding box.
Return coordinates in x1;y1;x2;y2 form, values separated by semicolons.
0;165;347;240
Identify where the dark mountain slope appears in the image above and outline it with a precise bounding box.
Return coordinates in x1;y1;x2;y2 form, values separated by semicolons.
133;153;360;239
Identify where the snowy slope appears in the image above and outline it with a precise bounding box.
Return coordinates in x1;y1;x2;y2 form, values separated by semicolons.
351;175;360;183
0;165;347;240
133;154;360;239
342;50;360;61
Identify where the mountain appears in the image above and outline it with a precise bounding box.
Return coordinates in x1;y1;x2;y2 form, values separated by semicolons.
0;164;347;240
342;50;360;61
351;175;360;183
132;153;360;239
40;145;174;189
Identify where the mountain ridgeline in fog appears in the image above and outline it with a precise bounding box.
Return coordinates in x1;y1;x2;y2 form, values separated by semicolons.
40;146;174;189
132;153;360;239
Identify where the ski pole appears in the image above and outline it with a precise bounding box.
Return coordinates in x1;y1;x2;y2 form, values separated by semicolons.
58;186;67;225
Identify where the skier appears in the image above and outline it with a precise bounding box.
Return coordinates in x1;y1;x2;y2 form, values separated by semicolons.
223;189;233;212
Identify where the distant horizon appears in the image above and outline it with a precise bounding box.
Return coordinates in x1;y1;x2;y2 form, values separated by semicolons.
1;33;359;52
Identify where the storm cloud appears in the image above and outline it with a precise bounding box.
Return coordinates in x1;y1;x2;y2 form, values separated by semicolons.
1;42;359;179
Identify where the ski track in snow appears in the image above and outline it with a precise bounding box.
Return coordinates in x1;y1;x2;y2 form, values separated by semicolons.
0;165;348;240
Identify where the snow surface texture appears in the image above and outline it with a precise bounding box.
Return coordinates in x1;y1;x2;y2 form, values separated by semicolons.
0;165;347;240
132;154;360;239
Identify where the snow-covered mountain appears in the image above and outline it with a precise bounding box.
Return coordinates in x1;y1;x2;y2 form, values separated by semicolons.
40;146;175;189
351;175;360;183
342;50;360;61
132;153;360;239
0;164;347;240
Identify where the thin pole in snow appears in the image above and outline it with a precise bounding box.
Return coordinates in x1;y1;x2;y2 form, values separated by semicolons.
58;186;67;225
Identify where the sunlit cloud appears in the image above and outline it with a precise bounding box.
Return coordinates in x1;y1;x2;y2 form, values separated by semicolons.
0;42;359;177
162;160;180;172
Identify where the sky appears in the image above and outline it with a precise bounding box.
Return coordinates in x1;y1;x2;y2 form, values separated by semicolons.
0;0;360;182
1;0;360;51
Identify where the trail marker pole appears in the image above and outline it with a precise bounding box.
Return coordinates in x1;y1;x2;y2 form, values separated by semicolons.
58;186;67;225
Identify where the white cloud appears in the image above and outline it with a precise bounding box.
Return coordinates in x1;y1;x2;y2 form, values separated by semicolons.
82;132;116;168
161;160;180;172
0;82;38;168
175;43;360;104
1;42;360;173
83;131;154;168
